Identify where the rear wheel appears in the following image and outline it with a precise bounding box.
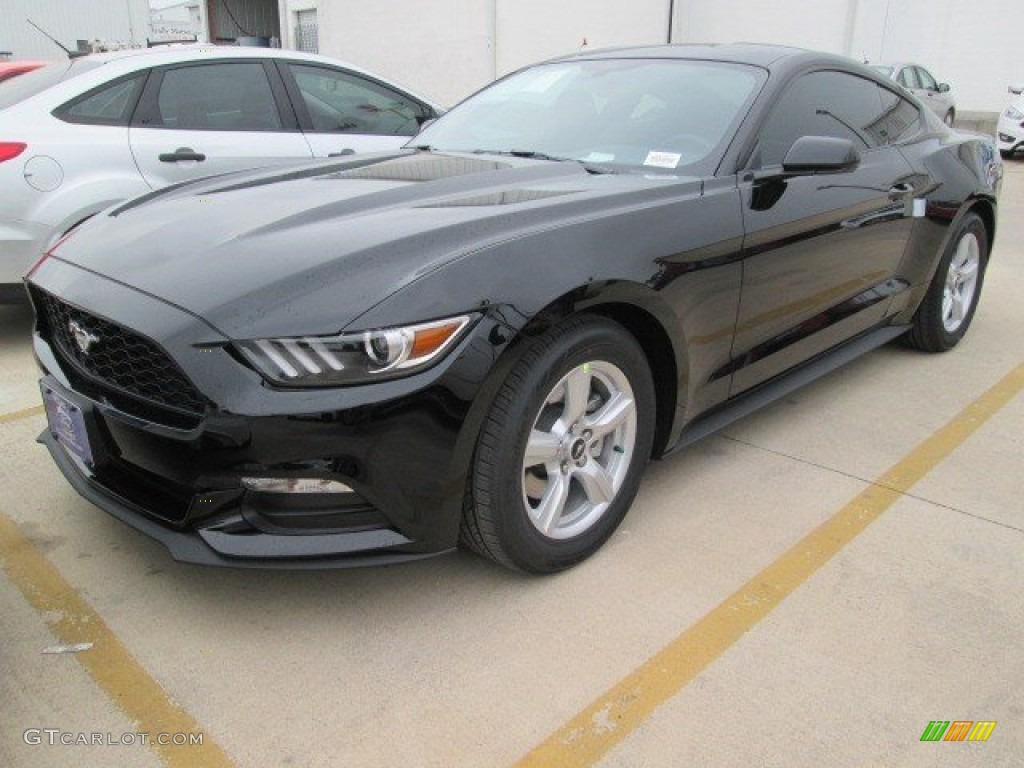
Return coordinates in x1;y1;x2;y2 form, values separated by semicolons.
460;315;655;573
905;211;987;352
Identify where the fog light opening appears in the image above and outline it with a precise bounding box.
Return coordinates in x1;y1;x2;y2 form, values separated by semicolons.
241;477;354;494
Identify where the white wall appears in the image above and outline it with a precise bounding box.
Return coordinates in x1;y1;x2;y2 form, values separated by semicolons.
674;0;1016;113
316;0;671;107
495;0;670;76
318;0;496;107
312;0;1016;113
0;0;150;59
851;0;1017;113
674;0;856;53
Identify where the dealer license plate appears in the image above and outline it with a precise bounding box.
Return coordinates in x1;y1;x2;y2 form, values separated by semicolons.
41;384;95;467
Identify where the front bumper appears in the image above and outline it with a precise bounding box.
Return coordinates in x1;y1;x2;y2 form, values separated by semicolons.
28;263;509;568
39;420;446;568
0;217;50;297
997;115;1023;154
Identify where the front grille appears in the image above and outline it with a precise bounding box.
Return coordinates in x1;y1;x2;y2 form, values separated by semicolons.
35;289;207;419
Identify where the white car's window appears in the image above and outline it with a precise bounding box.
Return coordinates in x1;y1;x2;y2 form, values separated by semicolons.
154;62;282;131
287;64;424;136
58;75;145;124
897;68;920;89
915;67;938;91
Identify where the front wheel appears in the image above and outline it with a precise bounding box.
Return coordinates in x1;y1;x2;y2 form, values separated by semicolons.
460;315;655;573
905;211;988;352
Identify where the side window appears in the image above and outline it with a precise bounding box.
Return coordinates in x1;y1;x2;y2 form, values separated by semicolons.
287;64;425;136
915;67;938;91
897;68;920;89
154;63;282;131
756;71;888;167
876;87;922;143
56;75;145;125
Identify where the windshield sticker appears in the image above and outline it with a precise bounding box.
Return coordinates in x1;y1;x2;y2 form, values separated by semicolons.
644;151;682;169
580;151;615;163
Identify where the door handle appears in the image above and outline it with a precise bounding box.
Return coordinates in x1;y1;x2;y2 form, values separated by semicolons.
888;182;914;200
159;147;206;163
328;148;355;157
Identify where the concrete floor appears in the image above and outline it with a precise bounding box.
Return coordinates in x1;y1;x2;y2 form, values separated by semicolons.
1;159;1022;768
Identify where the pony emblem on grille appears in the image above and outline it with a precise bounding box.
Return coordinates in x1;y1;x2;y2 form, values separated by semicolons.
68;320;99;355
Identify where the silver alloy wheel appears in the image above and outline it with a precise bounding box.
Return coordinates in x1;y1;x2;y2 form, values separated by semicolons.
521;361;637;540
941;231;981;332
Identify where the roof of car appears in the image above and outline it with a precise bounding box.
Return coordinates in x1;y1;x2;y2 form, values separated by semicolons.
552;43;831;69
73;43;348;66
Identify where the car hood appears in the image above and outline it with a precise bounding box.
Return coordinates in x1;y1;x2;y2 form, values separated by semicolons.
50;150;701;339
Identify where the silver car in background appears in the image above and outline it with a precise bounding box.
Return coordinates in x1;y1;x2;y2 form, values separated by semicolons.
871;62;956;126
0;45;442;302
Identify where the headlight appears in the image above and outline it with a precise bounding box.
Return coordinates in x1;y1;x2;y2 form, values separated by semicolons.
236;314;473;386
1006;106;1024;120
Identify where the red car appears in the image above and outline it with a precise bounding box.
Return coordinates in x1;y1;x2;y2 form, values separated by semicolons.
0;61;49;83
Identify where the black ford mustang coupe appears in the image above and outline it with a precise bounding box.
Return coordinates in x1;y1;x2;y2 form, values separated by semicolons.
27;45;1001;572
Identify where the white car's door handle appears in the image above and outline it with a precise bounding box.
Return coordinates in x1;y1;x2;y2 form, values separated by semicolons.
159;147;206;163
328;148;355;157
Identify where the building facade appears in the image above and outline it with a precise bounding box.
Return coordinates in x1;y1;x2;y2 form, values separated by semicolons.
0;0;150;59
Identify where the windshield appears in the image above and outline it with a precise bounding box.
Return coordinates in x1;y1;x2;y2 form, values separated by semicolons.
411;59;763;172
0;58;103;110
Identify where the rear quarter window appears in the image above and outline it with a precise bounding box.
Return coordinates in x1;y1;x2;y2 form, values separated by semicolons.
54;74;146;125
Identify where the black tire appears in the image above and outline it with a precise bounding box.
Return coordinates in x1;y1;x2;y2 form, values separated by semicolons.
460;314;655;573
944;109;955;127
904;211;988;352
1000;149;1015;160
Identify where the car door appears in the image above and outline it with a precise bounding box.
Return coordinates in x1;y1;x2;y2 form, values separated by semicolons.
277;61;433;157
731;70;920;395
128;60;313;188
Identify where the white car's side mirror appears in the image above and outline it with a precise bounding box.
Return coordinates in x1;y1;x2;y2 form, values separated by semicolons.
1010;84;1024;95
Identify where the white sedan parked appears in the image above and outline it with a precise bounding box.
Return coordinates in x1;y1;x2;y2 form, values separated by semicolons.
997;84;1024;158
0;45;442;301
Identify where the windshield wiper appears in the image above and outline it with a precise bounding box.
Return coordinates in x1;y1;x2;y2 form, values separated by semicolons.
471;149;615;174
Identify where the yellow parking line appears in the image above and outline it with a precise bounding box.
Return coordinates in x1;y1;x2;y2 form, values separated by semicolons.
514;361;1024;768
0;404;44;424
0;513;236;768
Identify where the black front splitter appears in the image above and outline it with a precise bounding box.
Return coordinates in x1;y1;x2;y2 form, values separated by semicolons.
38;429;454;570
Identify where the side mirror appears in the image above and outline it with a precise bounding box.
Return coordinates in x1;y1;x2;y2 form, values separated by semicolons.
781;136;860;175
1010;84;1024;95
938;82;950;93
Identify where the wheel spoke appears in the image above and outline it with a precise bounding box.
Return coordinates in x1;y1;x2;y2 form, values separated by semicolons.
533;472;571;534
574;461;615;505
524;429;561;468
586;392;634;438
958;259;978;279
562;367;592;426
951;293;965;325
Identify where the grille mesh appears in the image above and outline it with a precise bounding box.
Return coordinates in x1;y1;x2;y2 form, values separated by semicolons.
36;290;206;417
